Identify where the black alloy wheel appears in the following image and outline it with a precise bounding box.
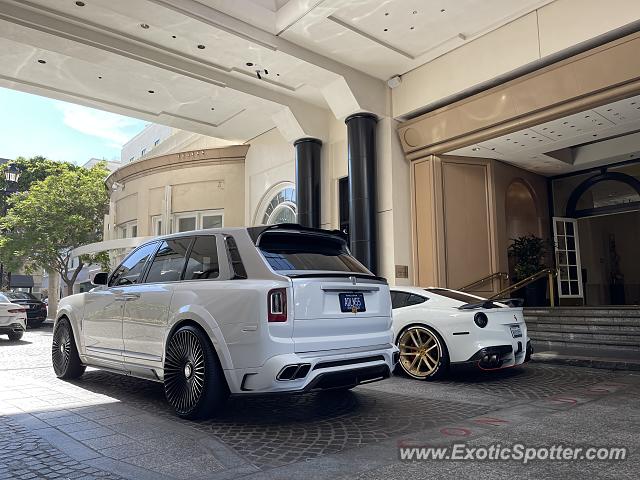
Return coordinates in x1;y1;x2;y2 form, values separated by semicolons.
52;318;85;379
164;325;228;419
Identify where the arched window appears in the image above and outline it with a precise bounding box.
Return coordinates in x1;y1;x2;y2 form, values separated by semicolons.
566;171;640;218
257;184;297;225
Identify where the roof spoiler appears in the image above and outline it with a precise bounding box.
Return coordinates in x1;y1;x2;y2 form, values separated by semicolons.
458;298;524;310
247;223;347;246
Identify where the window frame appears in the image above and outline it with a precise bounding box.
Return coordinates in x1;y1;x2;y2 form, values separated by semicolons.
108;241;160;288
181;235;222;281
390;290;428;310
143;237;195;284
116;220;138;239
172;209;224;233
151;215;163;236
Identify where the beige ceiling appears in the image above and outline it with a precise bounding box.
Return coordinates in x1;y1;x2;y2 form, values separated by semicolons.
277;0;555;79
447;94;640;175
0;0;558;143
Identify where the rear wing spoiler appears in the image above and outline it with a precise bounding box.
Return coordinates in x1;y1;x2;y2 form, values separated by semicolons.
458;298;524;310
247;223;347;246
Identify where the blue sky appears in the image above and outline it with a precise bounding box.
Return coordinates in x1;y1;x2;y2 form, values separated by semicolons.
0;87;147;165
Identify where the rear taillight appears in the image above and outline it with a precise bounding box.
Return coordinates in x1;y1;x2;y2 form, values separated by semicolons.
268;288;287;322
8;308;26;314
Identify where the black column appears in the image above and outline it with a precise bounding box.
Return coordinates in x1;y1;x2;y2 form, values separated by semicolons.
345;112;378;274
294;137;322;228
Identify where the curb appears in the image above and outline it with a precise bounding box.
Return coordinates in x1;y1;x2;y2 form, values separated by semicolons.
532;352;640;371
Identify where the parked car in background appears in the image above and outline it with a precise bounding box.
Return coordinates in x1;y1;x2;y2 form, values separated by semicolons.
391;286;531;380
0;293;27;341
53;225;398;419
3;291;48;327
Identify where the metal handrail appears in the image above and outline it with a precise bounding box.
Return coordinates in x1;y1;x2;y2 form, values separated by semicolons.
489;268;558;306
458;272;509;292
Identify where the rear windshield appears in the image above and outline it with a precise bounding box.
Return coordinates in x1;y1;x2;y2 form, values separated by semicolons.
258;232;369;273
5;292;36;300
425;288;483;304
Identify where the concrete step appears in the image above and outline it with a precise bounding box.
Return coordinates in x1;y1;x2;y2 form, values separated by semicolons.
524;316;640;326
524;308;640;318
526;323;640;335
529;331;640;347
531;351;640;371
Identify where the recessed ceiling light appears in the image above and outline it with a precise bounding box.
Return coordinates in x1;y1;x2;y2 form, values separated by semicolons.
171;35;176;39
37;59;46;64
75;1;85;6
210;107;215;111
148;90;155;93
98;76;102;79
384;28;388;32
246;62;253;67
197;44;205;49
412;10;417;14
384;12;389;16
140;23;150;29
440;9;446;13
410;26;414;30
471;147;480;151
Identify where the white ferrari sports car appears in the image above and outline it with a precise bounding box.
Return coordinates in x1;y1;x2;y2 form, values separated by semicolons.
390;286;532;380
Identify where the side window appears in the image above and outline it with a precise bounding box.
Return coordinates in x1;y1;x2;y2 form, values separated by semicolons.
184;236;219;280
406;294;427;306
391;291;410;309
145;238;192;283
109;243;158;286
391;292;427;309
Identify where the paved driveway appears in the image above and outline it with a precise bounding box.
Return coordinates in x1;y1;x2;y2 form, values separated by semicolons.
1;325;637;479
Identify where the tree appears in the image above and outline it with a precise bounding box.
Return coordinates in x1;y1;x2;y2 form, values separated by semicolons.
0;164;109;296
0;156;79;212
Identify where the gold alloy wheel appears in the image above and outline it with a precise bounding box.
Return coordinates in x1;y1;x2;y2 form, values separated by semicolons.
398;326;442;379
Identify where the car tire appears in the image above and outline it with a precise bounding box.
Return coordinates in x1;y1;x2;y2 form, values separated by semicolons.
52;318;86;379
8;330;23;341
164;325;229;420
396;325;449;380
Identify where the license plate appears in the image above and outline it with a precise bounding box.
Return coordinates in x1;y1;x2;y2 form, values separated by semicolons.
339;292;366;313
510;325;522;338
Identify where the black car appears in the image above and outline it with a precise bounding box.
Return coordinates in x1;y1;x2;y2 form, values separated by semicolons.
3;291;47;327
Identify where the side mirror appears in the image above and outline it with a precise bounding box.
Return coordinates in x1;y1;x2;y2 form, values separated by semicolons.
92;272;109;286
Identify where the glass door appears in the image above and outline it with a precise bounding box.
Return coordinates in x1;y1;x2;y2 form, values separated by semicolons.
553;217;583;299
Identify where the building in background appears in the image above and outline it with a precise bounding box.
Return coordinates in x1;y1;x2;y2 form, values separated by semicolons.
4;0;640;308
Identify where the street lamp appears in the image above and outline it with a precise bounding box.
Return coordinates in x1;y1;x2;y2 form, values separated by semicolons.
1;163;21;290
4;163;21;186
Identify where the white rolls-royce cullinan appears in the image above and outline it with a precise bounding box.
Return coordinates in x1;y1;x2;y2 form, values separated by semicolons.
52;225;398;418
391;287;531;380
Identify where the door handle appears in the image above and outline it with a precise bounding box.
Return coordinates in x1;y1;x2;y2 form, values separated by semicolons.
120;293;141;301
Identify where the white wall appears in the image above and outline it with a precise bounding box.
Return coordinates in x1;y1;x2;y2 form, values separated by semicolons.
392;0;640;118
121;124;173;163
243;128;296;226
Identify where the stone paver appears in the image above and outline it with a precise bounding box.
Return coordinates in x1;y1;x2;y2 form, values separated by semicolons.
0;324;637;479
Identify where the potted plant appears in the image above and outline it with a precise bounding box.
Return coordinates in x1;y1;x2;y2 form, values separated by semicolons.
508;234;551;306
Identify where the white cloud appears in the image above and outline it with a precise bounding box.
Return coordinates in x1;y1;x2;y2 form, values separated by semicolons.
56;102;144;147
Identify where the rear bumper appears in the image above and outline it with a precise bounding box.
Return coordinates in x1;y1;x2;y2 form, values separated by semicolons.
26;309;47;321
452;339;531;371
0;322;26;335
230;344;398;394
